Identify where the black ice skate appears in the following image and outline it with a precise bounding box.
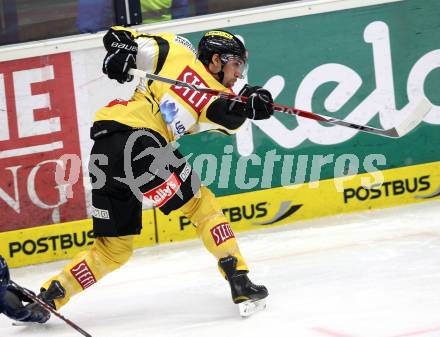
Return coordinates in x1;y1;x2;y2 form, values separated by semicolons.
24;280;66;323
219;256;268;317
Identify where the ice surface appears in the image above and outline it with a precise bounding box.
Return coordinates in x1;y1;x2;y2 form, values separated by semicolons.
1;199;440;337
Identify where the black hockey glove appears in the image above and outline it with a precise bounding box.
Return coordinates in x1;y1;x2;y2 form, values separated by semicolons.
102;28;138;84
0;255;45;323
238;85;274;120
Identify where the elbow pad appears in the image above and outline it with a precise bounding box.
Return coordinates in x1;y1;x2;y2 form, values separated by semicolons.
206;98;247;130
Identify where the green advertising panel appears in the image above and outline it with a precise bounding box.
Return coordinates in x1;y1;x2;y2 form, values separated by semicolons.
178;0;440;196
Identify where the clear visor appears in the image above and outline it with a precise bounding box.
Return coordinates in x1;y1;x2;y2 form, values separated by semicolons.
220;54;248;79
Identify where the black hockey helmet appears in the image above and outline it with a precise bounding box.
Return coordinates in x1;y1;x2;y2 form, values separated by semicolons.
197;30;248;79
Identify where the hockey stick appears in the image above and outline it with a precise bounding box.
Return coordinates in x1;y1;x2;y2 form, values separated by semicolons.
128;68;432;138
9;281;92;337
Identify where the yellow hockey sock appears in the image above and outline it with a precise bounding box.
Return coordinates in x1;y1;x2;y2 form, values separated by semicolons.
41;236;134;309
180;186;248;276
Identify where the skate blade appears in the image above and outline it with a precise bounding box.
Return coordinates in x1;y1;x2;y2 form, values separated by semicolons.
12;321;43;327
238;298;266;317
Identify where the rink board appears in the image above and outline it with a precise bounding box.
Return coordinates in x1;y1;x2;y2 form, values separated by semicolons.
0;210;156;268
1;160;438;267
1;0;440;233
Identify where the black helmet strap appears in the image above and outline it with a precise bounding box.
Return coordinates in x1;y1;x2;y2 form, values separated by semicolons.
211;53;228;84
217;55;230;83
217;69;225;83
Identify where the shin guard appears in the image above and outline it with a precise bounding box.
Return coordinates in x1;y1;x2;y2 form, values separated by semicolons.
41;236;134;309
180;186;248;276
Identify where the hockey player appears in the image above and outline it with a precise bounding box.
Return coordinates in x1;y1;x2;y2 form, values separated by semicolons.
0;255;48;323
26;27;272;322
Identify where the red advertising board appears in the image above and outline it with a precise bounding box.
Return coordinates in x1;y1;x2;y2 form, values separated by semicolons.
0;53;86;232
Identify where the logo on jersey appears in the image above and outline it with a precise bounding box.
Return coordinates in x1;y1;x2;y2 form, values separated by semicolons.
70;260;97;290
91;206;110;220
174;36;196;55
179;164;191;182
143;173;182;207
160;100;179;124
105;98;132;107
171;66;212;114
210;223;235;246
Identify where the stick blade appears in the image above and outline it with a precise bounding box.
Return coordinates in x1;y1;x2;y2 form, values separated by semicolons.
394;97;432;137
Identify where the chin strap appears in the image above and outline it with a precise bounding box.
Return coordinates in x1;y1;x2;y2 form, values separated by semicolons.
216;57;229;84
217;70;225;84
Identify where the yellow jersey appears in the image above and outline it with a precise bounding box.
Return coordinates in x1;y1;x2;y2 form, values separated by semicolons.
94;28;245;142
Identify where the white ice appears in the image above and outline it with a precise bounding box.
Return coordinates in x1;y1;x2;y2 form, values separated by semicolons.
1;199;440;337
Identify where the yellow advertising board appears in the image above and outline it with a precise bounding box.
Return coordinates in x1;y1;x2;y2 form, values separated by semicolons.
0;210;156;268
155;161;440;243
